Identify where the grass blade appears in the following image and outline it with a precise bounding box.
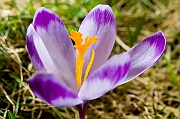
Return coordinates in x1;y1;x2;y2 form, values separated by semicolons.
7;110;16;119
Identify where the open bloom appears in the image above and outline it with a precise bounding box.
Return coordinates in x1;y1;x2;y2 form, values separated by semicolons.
26;4;166;118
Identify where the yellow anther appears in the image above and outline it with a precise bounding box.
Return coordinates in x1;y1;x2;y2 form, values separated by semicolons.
76;59;85;87
69;30;98;87
83;50;95;83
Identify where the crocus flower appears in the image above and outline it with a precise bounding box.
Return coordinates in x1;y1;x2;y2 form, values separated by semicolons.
26;4;166;119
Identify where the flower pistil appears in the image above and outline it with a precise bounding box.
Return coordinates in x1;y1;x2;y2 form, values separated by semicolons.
70;30;97;87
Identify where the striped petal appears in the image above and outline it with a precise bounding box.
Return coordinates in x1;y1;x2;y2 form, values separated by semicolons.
26;24;45;71
26;24;78;92
78;53;130;100
32;7;76;85
121;31;166;84
79;4;117;74
28;71;83;107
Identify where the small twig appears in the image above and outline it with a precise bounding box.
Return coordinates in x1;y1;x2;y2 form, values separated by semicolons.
0;85;15;113
116;36;130;51
3;104;10;119
36;109;43;119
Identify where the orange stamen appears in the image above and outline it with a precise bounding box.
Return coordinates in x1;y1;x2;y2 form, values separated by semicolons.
70;30;97;87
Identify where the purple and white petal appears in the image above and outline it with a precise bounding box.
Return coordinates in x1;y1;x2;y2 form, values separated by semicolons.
27;24;62;75
26;24;45;71
28;71;83;107
26;25;78;92
32;7;76;84
78;53;130;101
122;31;166;84
79;4;117;74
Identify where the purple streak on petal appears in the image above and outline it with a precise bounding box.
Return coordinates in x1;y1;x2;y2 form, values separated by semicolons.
78;53;130;101
31;7;77;91
86;5;116;30
33;8;63;30
26;24;45;70
26;24;57;73
123;31;166;84
79;5;117;76
28;71;83;107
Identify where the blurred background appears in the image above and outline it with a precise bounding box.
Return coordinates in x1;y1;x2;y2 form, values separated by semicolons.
0;0;179;119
